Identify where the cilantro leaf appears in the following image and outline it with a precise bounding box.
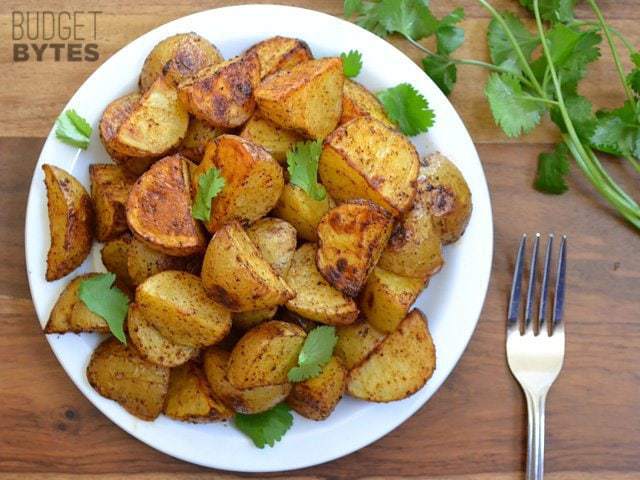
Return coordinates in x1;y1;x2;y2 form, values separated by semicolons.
288;326;337;382
287;141;326;201
377;83;435;136
590;102;640;159
375;0;439;40
341;50;363;78
344;0;364;17
550;94;596;141
192;167;225;222
422;55;457;96
435;7;465;55
487;12;539;75
234;403;293;448
534;143;570;194
519;0;576;24
55;110;92;149
78;273;129;343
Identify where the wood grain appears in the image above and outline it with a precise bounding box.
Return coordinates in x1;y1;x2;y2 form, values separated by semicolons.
1;0;639;478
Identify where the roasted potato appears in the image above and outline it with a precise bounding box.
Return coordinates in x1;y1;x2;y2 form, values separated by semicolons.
45;273;98;333
240;114;302;164
127;237;197;286
126;154;206;256
90;164;133;242
69;301;110;333
287;356;346;420
101;234;134;287
246;218;297;277
334;320;385;370
421;153;472;244
273;184;334;241
316;200;394;296
233;307;278;330
358;267;425;333
136;271;231;347
178;116;225;162
43;164;94;281
340;79;393;127
319;116;419;215
203;347;291;414
164;361;233;422
87;337;170;420
227;320;305;389
139;33;223;92
245;36;313;79
201;221;295;312
255;58;343;139
192;135;284;232
284;244;359;325
178;53;260;129
347;309;436;402
128;304;199;367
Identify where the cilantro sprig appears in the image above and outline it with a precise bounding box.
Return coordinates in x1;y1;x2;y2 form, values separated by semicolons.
377;83;435;136
288;326;337;382
234;403;293;448
192;167;225;222
287;141;326;201
78;273;129;343
55;110;92;149
341;49;363;78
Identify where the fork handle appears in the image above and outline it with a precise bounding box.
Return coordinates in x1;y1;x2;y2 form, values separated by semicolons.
525;391;547;480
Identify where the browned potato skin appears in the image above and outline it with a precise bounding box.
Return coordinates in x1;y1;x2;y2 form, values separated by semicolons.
101;234;135;288
347;309;436;402
240;114;302;164
127;154;206;256
245;36;313;79
233;307;278;330
421;153;472;244
246;218;297;277
273;184;334;241
126;237;199;286
178;116;226;163
334;320;385;370
43;164;94;281
203;347;291;414
139;33;224;92
319;116;419;215
287;356;346;421
45;273;98;333
192;135;284;233
164;361;234;422
178;53;260;129
90;164;133;242
227;320;305;389
316;200;394;297
255;58;344;140
340;79;394;127
87;337;170;421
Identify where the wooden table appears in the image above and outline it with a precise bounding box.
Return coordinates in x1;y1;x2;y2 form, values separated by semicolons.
1;1;638;478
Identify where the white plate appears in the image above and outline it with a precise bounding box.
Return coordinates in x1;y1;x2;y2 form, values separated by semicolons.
25;4;493;472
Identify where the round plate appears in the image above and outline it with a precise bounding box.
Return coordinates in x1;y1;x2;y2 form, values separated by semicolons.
25;4;493;472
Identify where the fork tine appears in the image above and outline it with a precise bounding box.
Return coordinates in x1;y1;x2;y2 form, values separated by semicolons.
508;234;527;332
538;234;554;335
524;233;540;333
552;236;567;333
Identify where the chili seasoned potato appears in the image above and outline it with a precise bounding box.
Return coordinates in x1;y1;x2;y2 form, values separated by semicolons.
101;234;134;287
128;304;199;367
43;164;94;281
127;237;198;286
358;267;425;333
246;36;313;79
227;320;306;389
139;33;223;92
316;200;394;296
347;309;436;402
340;79;393;127
201;221;294;312
421;153;472;244
90;164;133;242
319;116;419;215
87;337;170;420
164;361;233;422
178;116;226;162
192;135;284;232
69;301;110;333
203;347;291;414
287;356;346;420
255;58;343;139
127;154;206;256
246;218;297;277
273;184;334;241
111;78;189;158
45;273;97;333
136;271;231;347
284;244;358;325
240;114;302;164
178;53;260;129
233;307;278;330
334;320;385;370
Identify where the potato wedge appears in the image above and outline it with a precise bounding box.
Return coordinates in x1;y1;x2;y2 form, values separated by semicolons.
128;304;198;367
319;116;419;215
203;347;291;414
358;267;425;333
164;361;233;422
139;33;224;91
316;200;393;296
178;116;225;162
255;58;343;139
69;301;110;333
101;234;134;287
246;218;297;277
43;164;94;281
347;309;436;402
334;320;385;370
87;337;170;420
273;184;333;241
201;221;294;312
233;307;278;331
239;114;302;164
284;244;358;325
90;164;133;242
245;36;313;79
45;273;97;333
126;154;206;256
227;320;305;389
178;53;260;128
421;153;472;244
340;79;393;127
192;135;284;232
127;237;198;286
136;271;231;347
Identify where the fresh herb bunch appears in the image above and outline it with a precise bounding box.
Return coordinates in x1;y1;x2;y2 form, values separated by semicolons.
345;0;640;229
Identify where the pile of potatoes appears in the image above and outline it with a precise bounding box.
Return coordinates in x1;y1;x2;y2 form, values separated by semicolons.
42;33;472;423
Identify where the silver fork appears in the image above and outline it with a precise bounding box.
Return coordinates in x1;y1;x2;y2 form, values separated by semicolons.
506;233;567;480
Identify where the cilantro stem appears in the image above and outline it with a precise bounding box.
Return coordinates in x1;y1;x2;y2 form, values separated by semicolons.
516;95;558;106
569;20;636;54
624;155;640;175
